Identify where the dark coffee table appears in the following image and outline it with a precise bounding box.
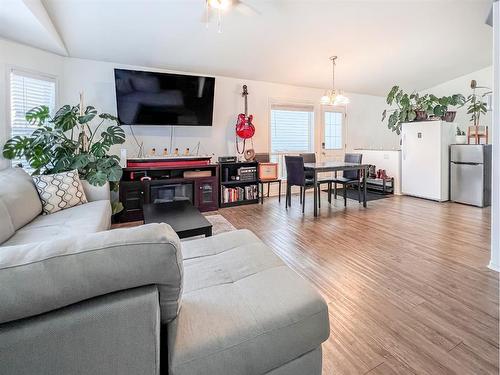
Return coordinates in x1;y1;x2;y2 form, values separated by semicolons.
143;201;212;239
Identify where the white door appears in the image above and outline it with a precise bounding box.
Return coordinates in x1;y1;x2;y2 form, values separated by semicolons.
320;107;346;162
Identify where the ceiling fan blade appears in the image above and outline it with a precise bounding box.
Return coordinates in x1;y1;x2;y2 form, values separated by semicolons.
234;1;261;16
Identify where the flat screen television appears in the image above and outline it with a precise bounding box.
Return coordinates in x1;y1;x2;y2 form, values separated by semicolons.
114;68;215;126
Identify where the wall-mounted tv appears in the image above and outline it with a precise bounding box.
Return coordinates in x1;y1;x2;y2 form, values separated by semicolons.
114;68;215;126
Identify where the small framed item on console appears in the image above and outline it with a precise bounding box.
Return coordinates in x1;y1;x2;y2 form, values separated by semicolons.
258;163;278;181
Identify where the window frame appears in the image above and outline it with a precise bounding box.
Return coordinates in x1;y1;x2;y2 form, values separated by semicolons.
6;66;59;168
322;106;346;151
267;100;316;178
268;102;315;153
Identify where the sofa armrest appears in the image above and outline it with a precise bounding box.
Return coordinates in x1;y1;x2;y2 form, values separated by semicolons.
81;180;111;202
0;223;183;325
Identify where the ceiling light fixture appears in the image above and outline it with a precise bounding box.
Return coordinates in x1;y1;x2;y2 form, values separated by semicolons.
208;0;231;10
320;56;350;106
206;0;231;33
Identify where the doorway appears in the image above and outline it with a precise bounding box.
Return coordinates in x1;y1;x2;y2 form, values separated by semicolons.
319;106;347;162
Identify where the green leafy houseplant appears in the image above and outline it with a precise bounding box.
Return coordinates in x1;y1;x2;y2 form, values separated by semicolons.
3;104;125;187
463;93;488;127
381;86;417;135
382;86;466;134
435;94;465;121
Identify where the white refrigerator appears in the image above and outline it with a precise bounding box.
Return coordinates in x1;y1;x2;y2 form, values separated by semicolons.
401;121;455;201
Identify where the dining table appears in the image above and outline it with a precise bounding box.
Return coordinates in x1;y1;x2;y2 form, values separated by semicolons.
304;161;370;217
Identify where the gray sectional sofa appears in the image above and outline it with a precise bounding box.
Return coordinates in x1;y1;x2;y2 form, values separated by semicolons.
0;167;330;375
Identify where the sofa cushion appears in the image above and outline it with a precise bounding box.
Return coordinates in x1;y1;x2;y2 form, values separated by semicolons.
168;229;329;375
2;200;111;247
0;200;15;244
0;223;183;325
33;170;88;215
0;168;42;231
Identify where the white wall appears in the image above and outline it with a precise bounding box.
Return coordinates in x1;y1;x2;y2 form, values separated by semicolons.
60;57;394;159
0;39;395;170
0;38;64;170
490;0;499;272
346;93;400;151
422;66;493;132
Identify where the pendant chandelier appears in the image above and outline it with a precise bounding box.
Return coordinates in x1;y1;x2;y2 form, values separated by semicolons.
320;56;350;106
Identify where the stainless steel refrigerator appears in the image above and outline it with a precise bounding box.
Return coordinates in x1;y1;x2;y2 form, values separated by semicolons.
450;145;492;207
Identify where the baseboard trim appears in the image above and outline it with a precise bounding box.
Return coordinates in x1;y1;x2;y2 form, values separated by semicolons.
488;261;500;272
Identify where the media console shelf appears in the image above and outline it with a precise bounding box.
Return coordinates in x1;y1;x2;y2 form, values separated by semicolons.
119;158;219;223
219;161;259;208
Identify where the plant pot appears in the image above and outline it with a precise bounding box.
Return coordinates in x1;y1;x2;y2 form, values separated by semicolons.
415;110;428;121
443;111;457;122
455;135;467;144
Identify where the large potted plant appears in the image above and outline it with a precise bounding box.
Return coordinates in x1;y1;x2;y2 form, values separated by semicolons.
381;86;417;135
413;93;437;121
382;86;467;134
463;92;488;127
2;104;125;213
435;94;466;122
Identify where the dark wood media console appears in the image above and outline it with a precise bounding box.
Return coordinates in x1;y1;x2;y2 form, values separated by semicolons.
118;160;219;223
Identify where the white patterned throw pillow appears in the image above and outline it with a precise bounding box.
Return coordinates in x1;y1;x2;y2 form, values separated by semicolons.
33;170;88;215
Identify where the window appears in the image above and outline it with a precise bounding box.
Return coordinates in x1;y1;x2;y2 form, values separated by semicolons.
9;69;56;168
270;105;314;153
324;111;343;150
270;104;315;177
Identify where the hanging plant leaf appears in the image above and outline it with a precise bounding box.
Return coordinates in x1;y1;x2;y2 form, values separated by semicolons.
90;141;110;157
433;105;446;117
71;154;92;170
86;170;108;186
407;110;417;122
77;106;97;124
25;106;51;126
386;86;399;105
381;109;387;122
2;136;31;159
99;113;120;125
53;105;79;132
101;125;125;146
111;201;124;215
26;144;51;170
106;165;123;182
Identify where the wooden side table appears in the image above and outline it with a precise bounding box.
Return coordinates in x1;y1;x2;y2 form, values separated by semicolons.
468;125;488;144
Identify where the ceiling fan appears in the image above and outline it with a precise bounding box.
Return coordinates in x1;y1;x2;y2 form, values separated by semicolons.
203;0;260;32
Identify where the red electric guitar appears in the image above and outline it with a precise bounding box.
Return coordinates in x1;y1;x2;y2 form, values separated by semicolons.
236;85;255;154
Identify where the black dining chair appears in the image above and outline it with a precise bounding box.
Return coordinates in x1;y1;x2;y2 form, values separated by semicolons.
299;153;316;179
299;153;331;208
328;153;363;206
285;156;320;213
255;153;281;204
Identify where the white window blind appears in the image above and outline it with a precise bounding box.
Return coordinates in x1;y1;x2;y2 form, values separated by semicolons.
270;105;314;153
9;70;56;168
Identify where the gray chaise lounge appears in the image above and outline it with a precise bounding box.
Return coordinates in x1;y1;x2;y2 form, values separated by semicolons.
0;168;330;375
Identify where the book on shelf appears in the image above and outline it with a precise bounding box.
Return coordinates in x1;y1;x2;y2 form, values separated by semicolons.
222;184;258;203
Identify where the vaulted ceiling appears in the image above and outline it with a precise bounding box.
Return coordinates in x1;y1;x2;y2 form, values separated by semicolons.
0;0;494;96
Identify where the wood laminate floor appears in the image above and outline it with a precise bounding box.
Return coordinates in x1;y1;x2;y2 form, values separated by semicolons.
218;193;499;375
